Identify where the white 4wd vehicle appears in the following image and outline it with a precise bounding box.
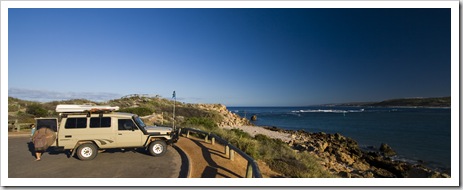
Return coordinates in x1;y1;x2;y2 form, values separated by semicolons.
36;105;179;161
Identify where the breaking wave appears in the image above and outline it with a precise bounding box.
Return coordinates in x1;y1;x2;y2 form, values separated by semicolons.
291;109;365;113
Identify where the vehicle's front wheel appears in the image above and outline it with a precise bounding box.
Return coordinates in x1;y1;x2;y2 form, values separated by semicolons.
76;143;98;161
148;140;167;156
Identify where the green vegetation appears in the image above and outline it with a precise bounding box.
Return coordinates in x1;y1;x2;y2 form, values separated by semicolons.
119;107;153;116
184;117;218;130
15;111;36;124
8;95;224;127
254;134;331;177
26;104;49;117
8;104;20;112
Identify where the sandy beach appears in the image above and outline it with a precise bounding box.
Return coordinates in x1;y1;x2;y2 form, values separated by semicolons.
222;125;292;142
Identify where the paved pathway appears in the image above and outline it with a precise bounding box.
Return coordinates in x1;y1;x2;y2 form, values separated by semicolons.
175;136;248;178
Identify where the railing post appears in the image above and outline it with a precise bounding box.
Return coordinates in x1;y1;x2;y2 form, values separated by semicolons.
15;119;19;132
225;145;230;157
211;137;215;145
230;149;235;161
186;130;190;138
246;162;253;178
205;134;209;143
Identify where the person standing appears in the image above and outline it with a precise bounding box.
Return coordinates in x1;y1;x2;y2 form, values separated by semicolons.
30;124;36;142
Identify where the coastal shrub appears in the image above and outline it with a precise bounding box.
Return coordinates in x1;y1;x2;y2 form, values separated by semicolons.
119;107;153;116
268;157;307;177
205;128;258;159
296;152;334;178
26;104;48;117
254;134;292;159
229;134;258;159
175;107;204;118
254;134;333;178
230;128;253;139
14;111;36;123
184;117;218;130
173;107;224;125
205;111;224;124
8;104;20;112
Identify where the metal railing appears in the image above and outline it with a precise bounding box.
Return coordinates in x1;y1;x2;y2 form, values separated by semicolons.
180;127;262;178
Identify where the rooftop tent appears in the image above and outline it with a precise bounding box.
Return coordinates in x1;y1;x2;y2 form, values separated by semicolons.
56;105;120;113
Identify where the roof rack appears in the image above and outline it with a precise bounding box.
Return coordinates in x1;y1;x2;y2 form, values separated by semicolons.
56;104;120;113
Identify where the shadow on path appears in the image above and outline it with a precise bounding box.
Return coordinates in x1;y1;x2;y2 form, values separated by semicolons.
191;140;241;178
173;145;190;178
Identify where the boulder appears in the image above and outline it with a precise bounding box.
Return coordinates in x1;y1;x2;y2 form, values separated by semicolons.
352;161;370;171
380;143;397;157
335;151;355;165
250;115;257;121
317;141;329;152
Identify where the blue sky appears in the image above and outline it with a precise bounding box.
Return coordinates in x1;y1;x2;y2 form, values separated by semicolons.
8;8;451;106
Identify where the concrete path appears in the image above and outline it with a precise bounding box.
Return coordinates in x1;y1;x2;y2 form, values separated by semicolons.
175;136;248;178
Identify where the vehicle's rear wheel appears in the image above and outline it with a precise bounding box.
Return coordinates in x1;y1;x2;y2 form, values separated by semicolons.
148;140;167;156
76;143;98;161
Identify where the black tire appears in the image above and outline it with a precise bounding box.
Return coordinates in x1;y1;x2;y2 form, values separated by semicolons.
76;143;98;161
148;140;167;157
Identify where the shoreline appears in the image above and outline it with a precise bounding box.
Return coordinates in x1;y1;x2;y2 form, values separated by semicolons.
221;124;450;178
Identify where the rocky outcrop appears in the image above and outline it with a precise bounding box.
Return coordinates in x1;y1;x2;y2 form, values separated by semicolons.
251;115;257;121
141;103;252;127
379;143;397;157
195;104;252;127
265;127;450;178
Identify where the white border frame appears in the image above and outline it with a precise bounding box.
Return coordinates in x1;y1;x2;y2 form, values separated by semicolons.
1;0;459;187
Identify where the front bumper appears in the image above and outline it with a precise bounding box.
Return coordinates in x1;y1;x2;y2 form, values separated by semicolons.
169;128;180;144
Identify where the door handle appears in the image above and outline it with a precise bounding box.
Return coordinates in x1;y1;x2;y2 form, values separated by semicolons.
118;133;122;135
65;135;72;138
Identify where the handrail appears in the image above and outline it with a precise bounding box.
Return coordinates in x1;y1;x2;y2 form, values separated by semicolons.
180;127;262;178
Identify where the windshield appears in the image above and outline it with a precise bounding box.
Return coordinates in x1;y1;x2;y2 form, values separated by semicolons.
133;116;146;128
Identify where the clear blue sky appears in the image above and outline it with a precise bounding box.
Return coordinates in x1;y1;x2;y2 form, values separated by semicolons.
8;8;451;106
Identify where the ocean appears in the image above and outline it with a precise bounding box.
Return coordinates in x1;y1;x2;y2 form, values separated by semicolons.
228;106;451;171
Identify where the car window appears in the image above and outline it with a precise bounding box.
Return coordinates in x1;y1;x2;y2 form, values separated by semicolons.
65;118;87;129
118;119;138;131
90;117;111;128
36;119;58;132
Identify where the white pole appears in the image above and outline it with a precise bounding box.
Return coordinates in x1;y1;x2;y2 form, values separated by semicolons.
173;91;176;130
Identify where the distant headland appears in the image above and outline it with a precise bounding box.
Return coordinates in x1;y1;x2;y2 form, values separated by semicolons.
326;97;450;108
